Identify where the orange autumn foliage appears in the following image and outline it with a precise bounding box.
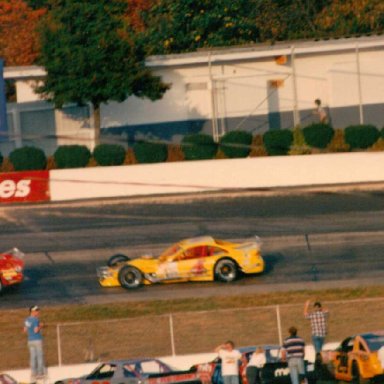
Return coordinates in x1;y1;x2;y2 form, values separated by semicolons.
0;0;46;66
124;0;153;31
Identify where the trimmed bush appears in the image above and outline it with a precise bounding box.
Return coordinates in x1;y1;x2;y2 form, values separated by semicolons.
54;145;91;169
133;141;168;163
381;127;384;139
9;146;47;171
263;129;293;156
289;127;311;155
219;131;253;158
181;133;218;160
302;123;334;149
344;124;380;149
93;144;126;166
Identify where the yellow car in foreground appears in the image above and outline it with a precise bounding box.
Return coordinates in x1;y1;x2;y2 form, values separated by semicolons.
321;331;384;383
97;236;264;289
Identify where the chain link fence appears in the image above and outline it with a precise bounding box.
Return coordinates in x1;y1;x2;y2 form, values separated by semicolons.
3;297;384;371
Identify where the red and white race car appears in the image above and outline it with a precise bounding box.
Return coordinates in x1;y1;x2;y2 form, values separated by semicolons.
0;248;25;294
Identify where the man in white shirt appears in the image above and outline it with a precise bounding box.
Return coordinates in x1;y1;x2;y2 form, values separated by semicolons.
215;341;243;384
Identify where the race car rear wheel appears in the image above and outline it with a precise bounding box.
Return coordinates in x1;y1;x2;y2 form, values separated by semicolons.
107;254;130;267
351;362;369;384
0;278;3;294
214;258;238;282
118;266;143;289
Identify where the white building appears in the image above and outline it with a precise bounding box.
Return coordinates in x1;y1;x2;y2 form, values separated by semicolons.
2;35;384;155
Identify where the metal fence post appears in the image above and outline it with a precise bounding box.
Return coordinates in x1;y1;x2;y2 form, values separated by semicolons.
57;324;62;366
276;305;283;346
169;314;176;356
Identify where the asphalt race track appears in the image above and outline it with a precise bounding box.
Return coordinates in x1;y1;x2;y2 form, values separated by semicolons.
1;186;384;309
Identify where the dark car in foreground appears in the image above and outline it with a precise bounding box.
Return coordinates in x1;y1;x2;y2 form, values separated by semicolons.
55;358;201;384
193;345;318;384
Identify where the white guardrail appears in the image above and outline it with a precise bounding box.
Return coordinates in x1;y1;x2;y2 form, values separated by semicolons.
2;152;384;204
48;152;384;202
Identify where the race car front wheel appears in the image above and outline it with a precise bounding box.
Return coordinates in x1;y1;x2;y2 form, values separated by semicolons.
118;266;143;289
214;258;238;282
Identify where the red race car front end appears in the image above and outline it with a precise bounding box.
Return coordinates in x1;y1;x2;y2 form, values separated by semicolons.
0;248;25;293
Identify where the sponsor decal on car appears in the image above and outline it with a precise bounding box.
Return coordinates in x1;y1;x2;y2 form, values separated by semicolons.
147;372;198;384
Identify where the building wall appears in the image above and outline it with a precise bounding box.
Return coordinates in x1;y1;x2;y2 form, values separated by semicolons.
2;36;384;156
101;38;384;145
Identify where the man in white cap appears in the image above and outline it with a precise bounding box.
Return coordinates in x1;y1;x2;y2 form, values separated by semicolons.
23;305;45;383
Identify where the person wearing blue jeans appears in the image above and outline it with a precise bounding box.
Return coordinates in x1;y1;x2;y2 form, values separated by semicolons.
24;305;45;382
215;341;243;384
282;326;307;384
304;300;329;358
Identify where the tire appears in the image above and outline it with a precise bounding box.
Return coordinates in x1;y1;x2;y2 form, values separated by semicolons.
214;258;238;282
107;254;130;267
0;278;3;294
352;362;370;384
118;265;143;289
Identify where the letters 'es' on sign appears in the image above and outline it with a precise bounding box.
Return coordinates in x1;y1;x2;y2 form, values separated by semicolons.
0;170;50;203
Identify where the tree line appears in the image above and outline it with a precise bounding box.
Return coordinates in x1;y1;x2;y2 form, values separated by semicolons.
0;0;383;142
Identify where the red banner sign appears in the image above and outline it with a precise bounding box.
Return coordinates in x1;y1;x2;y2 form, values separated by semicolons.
0;170;50;203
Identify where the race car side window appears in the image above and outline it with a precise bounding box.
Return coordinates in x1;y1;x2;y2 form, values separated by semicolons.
358;342;366;352
123;365;137;378
182;246;209;260
87;364;116;379
339;338;353;352
141;360;165;374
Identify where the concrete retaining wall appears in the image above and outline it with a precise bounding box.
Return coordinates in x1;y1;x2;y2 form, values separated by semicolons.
49;152;384;202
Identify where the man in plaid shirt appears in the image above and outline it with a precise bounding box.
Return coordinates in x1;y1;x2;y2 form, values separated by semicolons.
304;300;329;356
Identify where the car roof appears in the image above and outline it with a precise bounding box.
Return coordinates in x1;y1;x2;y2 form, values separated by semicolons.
102;358;166;365
359;331;384;338
181;236;217;246
238;345;281;353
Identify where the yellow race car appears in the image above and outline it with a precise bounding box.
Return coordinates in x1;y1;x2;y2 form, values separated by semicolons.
321;331;384;383
97;236;264;289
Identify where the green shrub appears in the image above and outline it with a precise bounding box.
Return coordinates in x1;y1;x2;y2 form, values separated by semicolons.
289;127;311;155
344;124;380;149
302;123;334;149
0;151;3;166
263;129;293;156
381;127;384;139
219;131;253;158
93;144;126;166
54;145;91;169
9;146;47;171
133;141;168;163
181;133;218;160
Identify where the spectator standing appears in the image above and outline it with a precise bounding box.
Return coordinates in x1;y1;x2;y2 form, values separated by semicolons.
304;300;329;356
24;305;45;383
246;347;266;384
215;341;243;384
282;326;307;384
313;99;328;123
